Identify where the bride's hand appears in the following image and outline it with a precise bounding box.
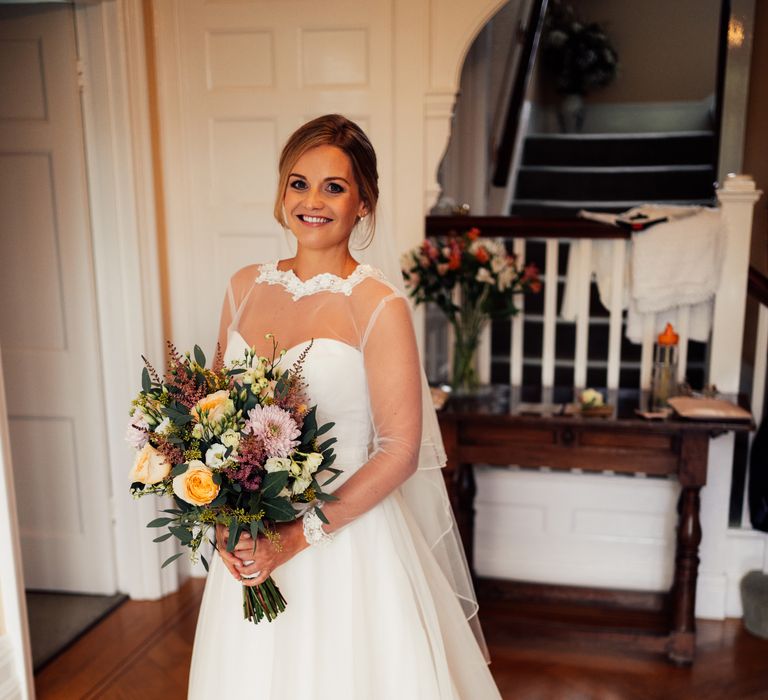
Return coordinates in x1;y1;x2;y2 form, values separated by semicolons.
214;523;245;582
231;521;307;587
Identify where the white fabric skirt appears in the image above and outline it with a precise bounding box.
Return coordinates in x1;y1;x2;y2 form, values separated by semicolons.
188;491;501;699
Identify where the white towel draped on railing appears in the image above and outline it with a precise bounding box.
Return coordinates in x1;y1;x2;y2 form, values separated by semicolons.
561;205;725;343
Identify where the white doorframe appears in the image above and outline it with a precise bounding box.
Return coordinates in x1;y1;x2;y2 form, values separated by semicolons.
74;0;179;599
0;348;35;700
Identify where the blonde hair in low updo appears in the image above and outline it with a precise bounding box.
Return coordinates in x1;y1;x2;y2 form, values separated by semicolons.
274;114;379;247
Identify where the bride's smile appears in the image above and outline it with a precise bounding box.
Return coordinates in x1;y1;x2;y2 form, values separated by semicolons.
284;144;368;251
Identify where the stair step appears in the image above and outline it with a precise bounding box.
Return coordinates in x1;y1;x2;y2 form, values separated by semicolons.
509;198;716;218
523;131;715;167
516;167;715;202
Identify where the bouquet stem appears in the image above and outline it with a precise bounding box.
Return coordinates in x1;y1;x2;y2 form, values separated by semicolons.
242;577;287;624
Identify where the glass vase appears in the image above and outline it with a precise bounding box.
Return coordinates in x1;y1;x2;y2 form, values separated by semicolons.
450;294;488;395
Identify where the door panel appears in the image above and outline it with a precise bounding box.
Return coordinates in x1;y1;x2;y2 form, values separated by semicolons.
0;5;116;594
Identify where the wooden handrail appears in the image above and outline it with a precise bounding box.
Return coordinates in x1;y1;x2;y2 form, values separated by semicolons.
748;265;768;308
491;0;548;188
425;215;624;239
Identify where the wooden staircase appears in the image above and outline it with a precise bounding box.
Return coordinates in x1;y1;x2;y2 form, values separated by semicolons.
511;130;717;217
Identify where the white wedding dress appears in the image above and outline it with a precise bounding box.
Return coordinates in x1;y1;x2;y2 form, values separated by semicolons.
188;262;500;700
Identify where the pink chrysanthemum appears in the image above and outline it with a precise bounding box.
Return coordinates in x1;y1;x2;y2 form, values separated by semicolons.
244;404;300;458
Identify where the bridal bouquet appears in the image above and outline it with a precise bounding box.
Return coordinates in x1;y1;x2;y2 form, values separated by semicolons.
127;337;339;624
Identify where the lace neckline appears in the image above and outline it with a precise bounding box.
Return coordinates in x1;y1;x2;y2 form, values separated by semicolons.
257;261;384;300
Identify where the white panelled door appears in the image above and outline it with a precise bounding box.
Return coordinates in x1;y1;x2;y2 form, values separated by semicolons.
0;5;116;593
152;0;393;354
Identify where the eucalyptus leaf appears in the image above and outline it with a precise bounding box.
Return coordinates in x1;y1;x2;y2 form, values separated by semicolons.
263;498;297;522
141;367;151;393
315;491;339;502
201;554;209;572
318;437;337;452
161;552;184;569
193;345;206;367
316;421;335;436
227;520;239;552
153;532;173;543
314;505;329;524
146;517;173;528
261;470;289;499
171;463;188;477
208;492;227;508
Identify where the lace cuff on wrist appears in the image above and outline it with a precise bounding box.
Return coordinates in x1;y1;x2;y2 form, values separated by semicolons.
302;507;333;546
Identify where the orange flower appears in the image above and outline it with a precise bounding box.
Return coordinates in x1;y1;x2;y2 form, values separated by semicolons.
448;249;462;270
467;227;481;241
474;246;490;263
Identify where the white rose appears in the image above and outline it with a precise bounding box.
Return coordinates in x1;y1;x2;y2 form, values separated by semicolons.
205;442;228;468
220;429;240;450
265;456;291;473
580;388;604;408
129;443;171;485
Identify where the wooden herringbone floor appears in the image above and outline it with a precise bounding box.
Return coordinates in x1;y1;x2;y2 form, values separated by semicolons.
35;578;768;699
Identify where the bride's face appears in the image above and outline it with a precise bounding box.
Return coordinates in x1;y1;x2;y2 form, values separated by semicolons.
283;145;368;251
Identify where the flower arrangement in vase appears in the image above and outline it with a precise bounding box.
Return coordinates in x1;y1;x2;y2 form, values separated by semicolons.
401;228;541;393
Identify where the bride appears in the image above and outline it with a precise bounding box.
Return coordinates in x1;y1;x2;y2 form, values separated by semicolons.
188;114;501;699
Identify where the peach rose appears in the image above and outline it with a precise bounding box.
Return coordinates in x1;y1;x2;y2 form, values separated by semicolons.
191;389;234;424
172;460;220;506
129;444;171;485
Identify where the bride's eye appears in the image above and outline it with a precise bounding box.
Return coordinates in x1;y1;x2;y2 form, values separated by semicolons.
326;182;345;194
289;178;308;191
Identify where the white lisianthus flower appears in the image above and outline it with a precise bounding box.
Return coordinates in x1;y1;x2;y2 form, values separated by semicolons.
303;452;323;475
205;442;228;469
476;267;495;285
191;423;204;439
291;476;312;496
155;417;172;436
265;456;292;473
220;428;240;450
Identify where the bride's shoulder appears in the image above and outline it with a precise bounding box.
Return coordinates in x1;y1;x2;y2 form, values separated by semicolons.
229;262;269;284
354;265;405;302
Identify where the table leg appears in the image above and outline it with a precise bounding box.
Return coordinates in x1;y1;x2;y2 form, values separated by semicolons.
454;462;476;579
667;485;702;664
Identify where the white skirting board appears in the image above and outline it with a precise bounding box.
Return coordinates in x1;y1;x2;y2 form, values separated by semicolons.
474;467;768;620
0;635;22;700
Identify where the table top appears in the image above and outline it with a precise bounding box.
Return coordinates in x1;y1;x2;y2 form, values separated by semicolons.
437;386;754;434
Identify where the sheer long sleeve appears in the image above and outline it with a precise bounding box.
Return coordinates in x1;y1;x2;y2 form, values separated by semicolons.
319;293;422;532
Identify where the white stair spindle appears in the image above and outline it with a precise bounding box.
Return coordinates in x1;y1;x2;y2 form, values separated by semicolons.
541;239;559;388
510;238;526;386
606;239;626;389
574;238;592;389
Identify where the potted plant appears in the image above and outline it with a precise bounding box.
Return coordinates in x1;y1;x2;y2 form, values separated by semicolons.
541;0;619;132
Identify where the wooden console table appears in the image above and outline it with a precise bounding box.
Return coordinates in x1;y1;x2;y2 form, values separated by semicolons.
438;386;752;664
